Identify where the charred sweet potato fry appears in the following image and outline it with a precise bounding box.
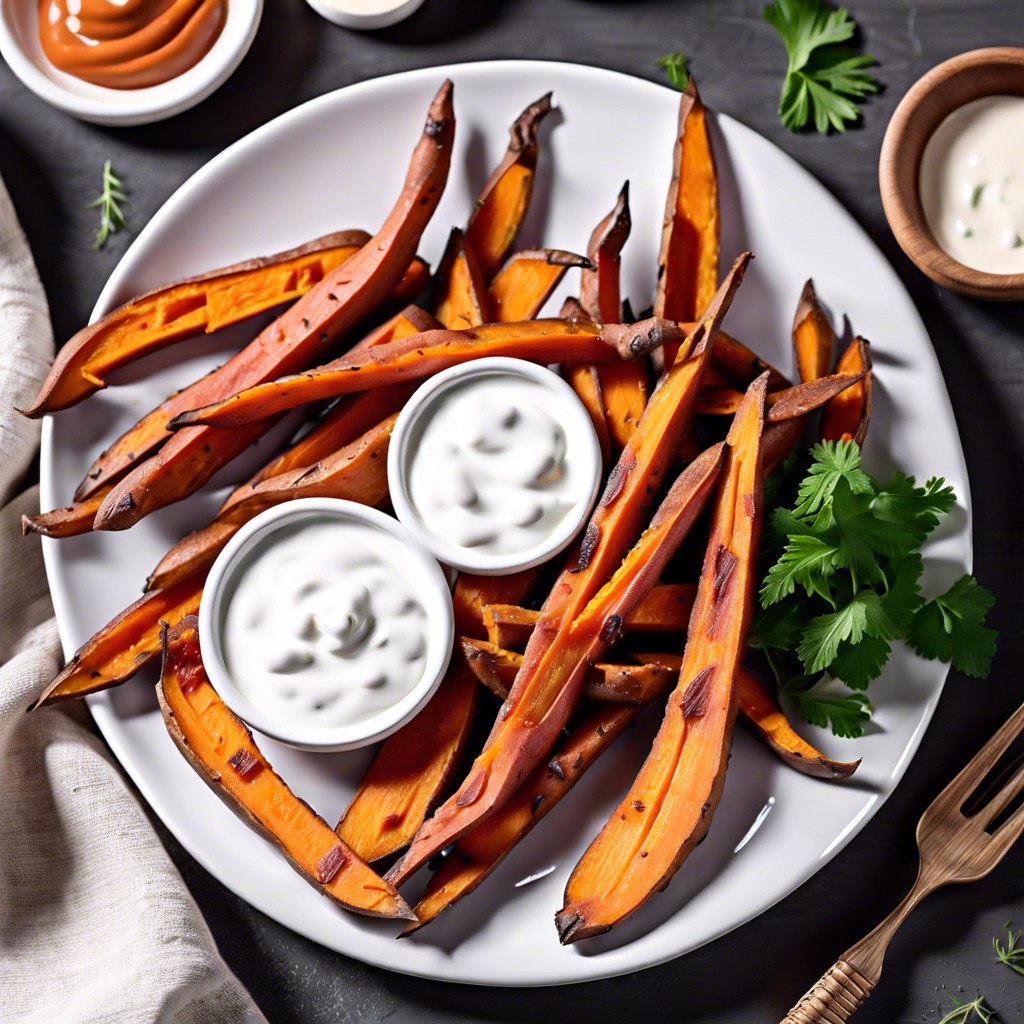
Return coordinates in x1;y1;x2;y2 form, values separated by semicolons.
22;486;110;538
31;574;205;709
489;250;591;322
404;702;644;935
146;415;395;590
157;619;414;921
433;229;491;329
462;638;674;706
792;279;834;384
170;317;685;431
385;438;728;888
87;81;457;530
20;230;371;417
465;93;553;280
820;337;872;446
335;572;541;863
654;76;720;366
557;375;767;944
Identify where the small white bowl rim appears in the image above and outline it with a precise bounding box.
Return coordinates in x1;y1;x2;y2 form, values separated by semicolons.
388;357;603;576
0;0;263;126
198;497;454;753
303;0;425;31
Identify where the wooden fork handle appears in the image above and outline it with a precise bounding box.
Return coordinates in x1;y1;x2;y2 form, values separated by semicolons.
780;961;875;1023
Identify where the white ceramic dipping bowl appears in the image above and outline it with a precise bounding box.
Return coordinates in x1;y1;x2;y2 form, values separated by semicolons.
303;0;425;30
0;0;263;126
199;498;454;753
388;357;603;576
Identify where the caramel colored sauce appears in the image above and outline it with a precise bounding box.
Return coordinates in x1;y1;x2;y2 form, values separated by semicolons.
39;0;227;89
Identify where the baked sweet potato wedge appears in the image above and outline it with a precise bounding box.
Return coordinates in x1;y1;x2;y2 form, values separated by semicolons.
489;249;591;323
22;486;110;538
564;363;612;467
88;80;457;530
157;619;414;921
557;375;767;944
433;229;491;330
792;279;835;384
20;230;371;417
820;336;872;446
465;93;553;280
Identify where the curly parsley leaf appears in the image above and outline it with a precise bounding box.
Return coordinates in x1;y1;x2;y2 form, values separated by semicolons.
908;575;998;678
656;52;689;92
763;0;880;133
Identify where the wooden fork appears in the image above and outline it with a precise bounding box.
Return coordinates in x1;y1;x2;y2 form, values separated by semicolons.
782;700;1024;1023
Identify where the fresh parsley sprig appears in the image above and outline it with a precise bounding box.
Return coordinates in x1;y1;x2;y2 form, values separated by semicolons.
88;160;130;251
762;0;880;133
994;923;1024;976
656;52;690;92
751;440;997;738
937;994;997;1024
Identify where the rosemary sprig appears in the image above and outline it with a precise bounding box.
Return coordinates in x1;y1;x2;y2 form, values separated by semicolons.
993;923;1024;976
937;994;996;1024
88;160;129;250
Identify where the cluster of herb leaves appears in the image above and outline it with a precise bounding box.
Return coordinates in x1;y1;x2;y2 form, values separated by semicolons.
762;0;880;133
938;995;996;1024
751;440;997;738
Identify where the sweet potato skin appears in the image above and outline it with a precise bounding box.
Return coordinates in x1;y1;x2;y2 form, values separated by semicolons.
820;337;873;446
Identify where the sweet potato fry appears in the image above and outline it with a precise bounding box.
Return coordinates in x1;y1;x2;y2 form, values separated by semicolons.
170;318;685;431
820;337;872;446
22;486;109;538
385;438;727;888
335;572;540;863
654;76;720;367
403;702;643;935
709;330;791;391
792;279;834;384
564;363;612;467
462;638;674;706
481;584;696;650
145;415;395;591
465;93;553;280
157;619;414;921
30;574;204;709
433;229;491;329
489;250;591;322
20;230;371;417
557;375;767;944
87;80;456;529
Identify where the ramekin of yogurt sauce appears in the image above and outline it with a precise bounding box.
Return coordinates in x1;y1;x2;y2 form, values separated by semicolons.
388;357;603;575
199;498;454;752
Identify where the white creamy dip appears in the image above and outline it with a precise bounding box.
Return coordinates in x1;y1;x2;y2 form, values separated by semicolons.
405;375;583;557
220;517;429;731
920;95;1024;275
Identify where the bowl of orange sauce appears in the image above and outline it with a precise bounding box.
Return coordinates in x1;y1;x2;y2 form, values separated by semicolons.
0;0;262;125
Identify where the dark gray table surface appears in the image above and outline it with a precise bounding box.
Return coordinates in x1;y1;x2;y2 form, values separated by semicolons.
4;1;1024;1021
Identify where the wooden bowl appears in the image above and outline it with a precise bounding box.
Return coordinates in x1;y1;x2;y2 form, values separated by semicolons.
879;47;1024;300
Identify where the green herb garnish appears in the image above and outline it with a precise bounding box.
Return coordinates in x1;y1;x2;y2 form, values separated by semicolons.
762;0;880;133
937;995;996;1024
994;923;1024;976
656;52;689;92
751;440;997;738
88;160;129;251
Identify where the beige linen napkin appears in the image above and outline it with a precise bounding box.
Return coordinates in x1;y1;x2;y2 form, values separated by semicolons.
0;174;266;1024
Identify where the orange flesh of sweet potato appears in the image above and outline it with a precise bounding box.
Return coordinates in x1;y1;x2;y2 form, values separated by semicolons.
86;81;456;527
820;337;872;446
20;230;371;418
489;250;590;322
792;279;835;384
404;701;644;935
145;415;395;591
482;584;697;651
465;93;553;280
564;364;612;467
654;76;720;367
31;574;205;709
170;317;684;431
73;257;432;504
557;375;766;944
335;571;540;863
461;638;674;706
383;260;748;888
433;230;491;330
708;330;791;391
385;438;727;888
157;620;414;920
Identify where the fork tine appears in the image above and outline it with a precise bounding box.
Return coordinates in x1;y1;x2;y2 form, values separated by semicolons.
973;755;1024;829
938;701;1024;808
988;793;1024;861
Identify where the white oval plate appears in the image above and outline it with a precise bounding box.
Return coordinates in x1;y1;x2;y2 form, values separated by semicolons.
40;61;970;987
